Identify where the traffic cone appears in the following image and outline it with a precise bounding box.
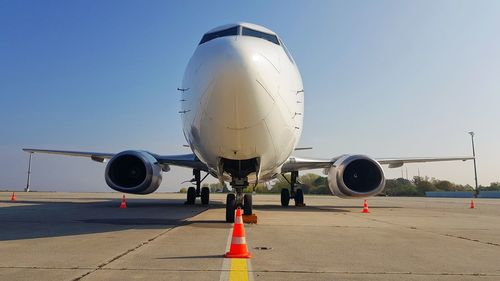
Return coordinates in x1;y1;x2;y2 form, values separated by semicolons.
120;195;127;209
361;199;370;213
470;199;475;209
10;192;16;201
225;207;251;258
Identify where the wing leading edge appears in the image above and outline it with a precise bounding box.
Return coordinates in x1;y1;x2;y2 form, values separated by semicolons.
22;148;207;171
281;155;474;173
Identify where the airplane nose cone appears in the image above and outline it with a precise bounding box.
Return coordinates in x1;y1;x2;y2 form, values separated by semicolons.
201;40;278;129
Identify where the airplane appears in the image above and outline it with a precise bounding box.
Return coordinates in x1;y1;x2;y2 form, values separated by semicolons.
23;23;473;222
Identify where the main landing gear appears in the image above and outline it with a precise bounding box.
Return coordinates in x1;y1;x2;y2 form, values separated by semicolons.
280;171;305;207
185;169;210;205
225;177;253;223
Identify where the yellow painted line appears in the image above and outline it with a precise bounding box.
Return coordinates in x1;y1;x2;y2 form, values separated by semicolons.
229;258;249;281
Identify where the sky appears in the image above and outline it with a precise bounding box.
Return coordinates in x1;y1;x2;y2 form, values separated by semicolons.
1;0;499;192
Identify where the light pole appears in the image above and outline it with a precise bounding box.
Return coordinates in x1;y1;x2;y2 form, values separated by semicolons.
468;131;478;197
25;152;33;192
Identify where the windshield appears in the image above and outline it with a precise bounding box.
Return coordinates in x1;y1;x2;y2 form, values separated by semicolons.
199;26;239;45
241;27;280;45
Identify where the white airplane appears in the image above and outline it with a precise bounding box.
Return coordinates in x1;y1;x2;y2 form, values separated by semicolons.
24;23;473;222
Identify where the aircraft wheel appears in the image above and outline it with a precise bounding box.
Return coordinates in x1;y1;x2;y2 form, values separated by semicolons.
281;188;290;207
226;193;236;223
201;187;210;205
295;188;304;206
186;186;196;205
243;193;253;215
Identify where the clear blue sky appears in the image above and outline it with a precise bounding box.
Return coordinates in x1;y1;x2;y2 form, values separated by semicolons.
1;0;499;192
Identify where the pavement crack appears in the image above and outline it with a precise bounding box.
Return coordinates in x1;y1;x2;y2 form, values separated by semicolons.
0;266;94;270
71;228;173;281
72;207;208;281
347;213;500;248
443;233;500;247
72;267;500;277
250;270;500;276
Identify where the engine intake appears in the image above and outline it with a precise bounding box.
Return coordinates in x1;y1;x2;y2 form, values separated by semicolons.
328;155;385;198
105;150;162;194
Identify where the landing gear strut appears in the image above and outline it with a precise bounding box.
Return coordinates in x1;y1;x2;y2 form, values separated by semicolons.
280;171;304;207
225;177;253;222
185;169;210;205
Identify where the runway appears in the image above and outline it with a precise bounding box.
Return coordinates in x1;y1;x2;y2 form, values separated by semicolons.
1;192;499;280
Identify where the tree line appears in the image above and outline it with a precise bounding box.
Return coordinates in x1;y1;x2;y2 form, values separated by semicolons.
179;173;500;196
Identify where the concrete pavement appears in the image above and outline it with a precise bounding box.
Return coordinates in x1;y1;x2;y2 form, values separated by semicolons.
1;192;499;280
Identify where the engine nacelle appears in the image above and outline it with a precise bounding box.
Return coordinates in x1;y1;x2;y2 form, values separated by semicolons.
328;155;385;198
105;150;162;194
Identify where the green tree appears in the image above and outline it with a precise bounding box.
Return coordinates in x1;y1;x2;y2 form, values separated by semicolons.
454;184;474;192
480;182;500;191
254;184;270;193
209;183;226;193
433;180;455;191
269;175;290;193
384;178;419;196
415;179;437;195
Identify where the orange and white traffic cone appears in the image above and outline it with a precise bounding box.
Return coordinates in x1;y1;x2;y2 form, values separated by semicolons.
10;192;16;201
470;199;475;209
361;199;370;213
120;195;127;209
225;207;251;258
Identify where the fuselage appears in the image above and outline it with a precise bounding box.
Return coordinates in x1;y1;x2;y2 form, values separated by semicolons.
181;23;304;183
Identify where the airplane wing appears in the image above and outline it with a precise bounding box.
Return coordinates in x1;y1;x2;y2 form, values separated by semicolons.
22;148;207;171
375;156;474;168
281;155;474;173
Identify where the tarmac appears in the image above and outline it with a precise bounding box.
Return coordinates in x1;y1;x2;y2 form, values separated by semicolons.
1;191;499;281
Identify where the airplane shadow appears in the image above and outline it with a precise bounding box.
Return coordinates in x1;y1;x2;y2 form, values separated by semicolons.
0;198;209;241
255;204;401;212
0;196;401;241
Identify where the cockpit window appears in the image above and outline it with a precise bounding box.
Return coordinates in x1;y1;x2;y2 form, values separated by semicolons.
199;26;239;45
280;39;295;64
241;27;280;45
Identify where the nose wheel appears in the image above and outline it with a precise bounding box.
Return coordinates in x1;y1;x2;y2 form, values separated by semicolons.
226;194;236;222
243;193;253;215
225;177;253;222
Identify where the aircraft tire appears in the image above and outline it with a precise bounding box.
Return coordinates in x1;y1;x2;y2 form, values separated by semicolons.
226;193;236;223
281;188;290;207
186;186;196;205
295;188;304;206
201;187;210;205
243;193;252;215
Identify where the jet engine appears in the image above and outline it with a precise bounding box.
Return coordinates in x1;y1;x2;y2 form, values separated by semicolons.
327;155;385;198
105;150;162;194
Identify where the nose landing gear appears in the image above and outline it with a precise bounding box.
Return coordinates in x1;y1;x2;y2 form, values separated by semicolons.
225;177;253;222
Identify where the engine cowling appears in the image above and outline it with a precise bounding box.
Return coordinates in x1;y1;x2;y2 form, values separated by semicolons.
328;155;385;198
105;150;162;194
